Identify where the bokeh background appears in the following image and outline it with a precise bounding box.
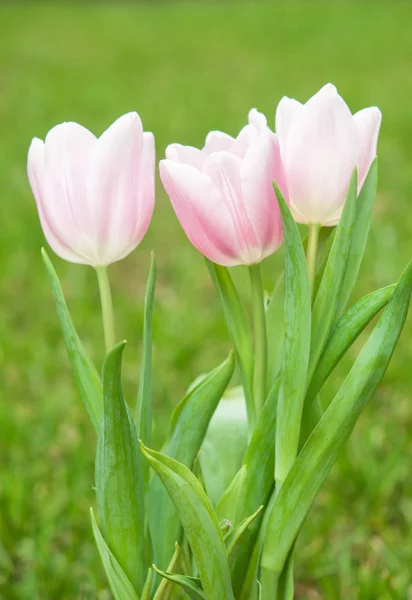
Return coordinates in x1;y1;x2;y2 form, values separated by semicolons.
1;1;412;598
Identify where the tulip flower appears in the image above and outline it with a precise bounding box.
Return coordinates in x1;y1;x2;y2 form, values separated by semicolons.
275;83;382;226
28;112;155;266
160;109;287;266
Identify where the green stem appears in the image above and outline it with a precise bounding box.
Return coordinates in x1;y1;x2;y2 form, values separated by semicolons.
96;266;116;353
206;260;256;427
306;223;321;301
249;263;267;417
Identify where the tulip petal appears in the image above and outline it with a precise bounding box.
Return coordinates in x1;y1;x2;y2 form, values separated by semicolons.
248;108;268;134
28;137;89;264
160;159;241;266
203;131;234;154
240;133;283;258
231;125;260;158
203;151;261;263
42;122;97;260
166;143;205;170
275;96;303;148
353;107;382;189
284;85;358;225
88;112;144;265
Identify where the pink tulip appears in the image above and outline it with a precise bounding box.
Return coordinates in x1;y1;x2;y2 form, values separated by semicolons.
28;112;155;266
275;83;382;226
160;110;287;266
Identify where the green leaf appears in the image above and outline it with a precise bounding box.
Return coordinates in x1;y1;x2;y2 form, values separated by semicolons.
277;550;294;600
42;248;102;432
153;542;181;600
274;184;311;484
265;274;284;392
141;569;153;600
141;444;235;600
306;284;395;406
337;159;378;315
226;506;263;563
199;386;249;507
135;253;156;443
90;508;139;600
261;260;412;587
152;567;205;600
135;254;156;502
148;353;234;572
216;464;247;525
229;378;279;598
96;342;146;593
309;170;357;380
205;260;255;425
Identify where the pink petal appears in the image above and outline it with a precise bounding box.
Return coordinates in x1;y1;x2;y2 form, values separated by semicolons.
160;159;241;266
275;96;303;151
203;131;234;154
248;108;269;134
42;122;97;261
353;107;382;189
202;151;260;262
28;138;88;264
284;85;358;225
88;112;145;265
230;124;260;158
240;133;284;259
166;143;205;170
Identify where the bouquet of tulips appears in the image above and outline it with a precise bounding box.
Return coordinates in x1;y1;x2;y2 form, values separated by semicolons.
27;83;412;599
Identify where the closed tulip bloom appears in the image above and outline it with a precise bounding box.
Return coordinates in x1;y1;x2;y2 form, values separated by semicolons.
160;109;287;266
28;112;155;266
275;83;382;226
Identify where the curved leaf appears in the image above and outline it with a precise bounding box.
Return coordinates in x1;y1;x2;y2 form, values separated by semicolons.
337;159;378;315
152;567;205;600
90;508;139;600
309;170;357;379
96;342;146;593
261;260;412;588
42;249;102;432
274;185;311;484
141;444;235;600
306;284;395;405
148;353;234;572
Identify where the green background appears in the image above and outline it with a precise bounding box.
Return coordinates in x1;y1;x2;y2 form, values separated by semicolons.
1;1;412;598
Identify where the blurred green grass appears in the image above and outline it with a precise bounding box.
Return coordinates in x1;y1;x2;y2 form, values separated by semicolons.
1;1;412;598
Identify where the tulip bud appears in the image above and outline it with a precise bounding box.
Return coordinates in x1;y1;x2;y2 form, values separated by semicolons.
275;83;382;226
28;112;155;266
160;110;287;267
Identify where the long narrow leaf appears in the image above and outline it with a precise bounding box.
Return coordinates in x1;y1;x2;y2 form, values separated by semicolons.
42;249;102;432
229;378;279;597
90;508;139;600
135;253;156;443
206;260;255;425
141;445;235;600
152;567;205;600
96;342;146;593
135;254;156;501
148;353;234;572
337;159;378;315
274;185;311;484
306;284;395;405
261;260;412;586
309;171;357;379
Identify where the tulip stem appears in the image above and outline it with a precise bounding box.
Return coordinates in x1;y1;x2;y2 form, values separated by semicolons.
306;223;321;301
249;263;267;416
96;266;116;353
